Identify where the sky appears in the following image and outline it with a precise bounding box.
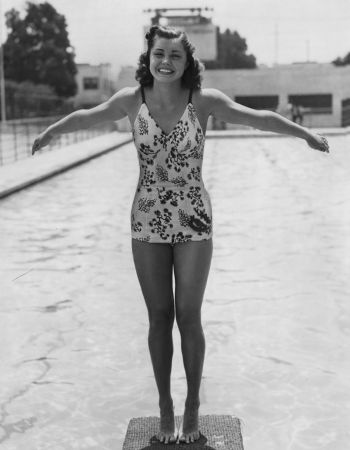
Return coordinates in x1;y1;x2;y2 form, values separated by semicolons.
2;0;350;77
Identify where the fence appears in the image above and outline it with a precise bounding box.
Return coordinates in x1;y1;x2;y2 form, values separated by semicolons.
0;117;119;166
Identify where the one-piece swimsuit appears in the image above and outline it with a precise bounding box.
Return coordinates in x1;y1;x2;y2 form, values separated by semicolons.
131;85;213;244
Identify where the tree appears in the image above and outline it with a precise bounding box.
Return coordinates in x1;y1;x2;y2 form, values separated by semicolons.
204;27;257;69
332;52;350;66
3;2;77;97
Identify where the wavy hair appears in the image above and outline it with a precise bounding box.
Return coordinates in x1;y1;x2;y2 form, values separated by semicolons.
135;25;204;90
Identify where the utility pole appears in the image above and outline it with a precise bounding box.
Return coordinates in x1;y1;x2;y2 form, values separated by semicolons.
0;0;6;122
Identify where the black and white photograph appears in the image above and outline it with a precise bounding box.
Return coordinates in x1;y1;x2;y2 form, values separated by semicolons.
0;0;348;448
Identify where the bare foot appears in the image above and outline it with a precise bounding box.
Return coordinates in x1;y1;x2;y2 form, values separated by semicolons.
179;401;200;444
157;402;178;444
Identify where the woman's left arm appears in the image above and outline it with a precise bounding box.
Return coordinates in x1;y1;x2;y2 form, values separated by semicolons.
206;89;329;153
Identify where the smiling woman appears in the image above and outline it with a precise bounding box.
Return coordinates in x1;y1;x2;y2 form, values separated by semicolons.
31;22;330;447
135;25;203;91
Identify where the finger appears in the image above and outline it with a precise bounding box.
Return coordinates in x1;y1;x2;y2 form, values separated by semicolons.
319;136;329;152
33;140;41;154
321;136;329;146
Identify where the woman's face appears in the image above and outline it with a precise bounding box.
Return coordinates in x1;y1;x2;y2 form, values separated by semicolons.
149;36;189;84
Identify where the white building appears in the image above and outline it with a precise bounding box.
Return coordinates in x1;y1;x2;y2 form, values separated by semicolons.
74;63;114;108
115;62;350;130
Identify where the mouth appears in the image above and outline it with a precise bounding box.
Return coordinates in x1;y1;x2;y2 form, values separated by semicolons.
157;68;174;75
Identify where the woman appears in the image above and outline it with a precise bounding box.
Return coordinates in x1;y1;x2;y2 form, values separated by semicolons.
32;25;329;445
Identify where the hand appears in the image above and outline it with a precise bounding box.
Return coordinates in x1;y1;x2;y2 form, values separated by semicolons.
32;131;54;155
305;133;330;153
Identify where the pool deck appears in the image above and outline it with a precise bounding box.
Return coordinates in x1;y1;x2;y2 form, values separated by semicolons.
0;132;132;199
0;127;347;199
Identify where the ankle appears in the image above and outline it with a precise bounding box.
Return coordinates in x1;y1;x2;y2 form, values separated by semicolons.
159;398;174;410
185;398;200;409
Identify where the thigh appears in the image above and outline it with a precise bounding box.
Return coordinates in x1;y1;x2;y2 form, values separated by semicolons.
173;239;213;317
131;239;175;318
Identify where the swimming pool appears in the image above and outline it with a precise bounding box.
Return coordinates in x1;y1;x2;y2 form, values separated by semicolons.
1;134;349;449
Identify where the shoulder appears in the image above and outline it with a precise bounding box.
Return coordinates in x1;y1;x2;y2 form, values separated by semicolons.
196;88;230;101
107;86;141;112
193;88;268;127
192;88;233;115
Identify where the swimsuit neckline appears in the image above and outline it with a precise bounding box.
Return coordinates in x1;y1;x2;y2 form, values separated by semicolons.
132;102;204;138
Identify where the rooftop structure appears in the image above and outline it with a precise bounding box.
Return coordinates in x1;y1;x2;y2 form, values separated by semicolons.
143;7;217;61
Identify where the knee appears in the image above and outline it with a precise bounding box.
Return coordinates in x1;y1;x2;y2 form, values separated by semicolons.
176;310;202;334
149;308;175;333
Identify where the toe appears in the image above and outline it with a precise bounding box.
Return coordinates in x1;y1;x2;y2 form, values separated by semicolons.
180;432;199;444
162;432;177;444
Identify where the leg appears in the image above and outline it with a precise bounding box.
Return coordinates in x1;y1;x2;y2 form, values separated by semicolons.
131;239;177;444
173;238;213;443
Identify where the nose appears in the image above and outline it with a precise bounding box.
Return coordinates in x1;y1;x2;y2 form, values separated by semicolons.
161;55;170;64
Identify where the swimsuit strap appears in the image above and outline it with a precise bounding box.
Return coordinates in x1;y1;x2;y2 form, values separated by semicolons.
141;85;146;104
188;88;193;104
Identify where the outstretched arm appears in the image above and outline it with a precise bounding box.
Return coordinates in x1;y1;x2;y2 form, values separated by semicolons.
32;87;134;154
206;89;329;153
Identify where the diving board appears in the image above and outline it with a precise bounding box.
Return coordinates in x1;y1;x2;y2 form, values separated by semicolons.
123;414;244;449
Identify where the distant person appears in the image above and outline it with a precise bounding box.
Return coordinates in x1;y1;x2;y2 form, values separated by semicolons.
286;102;293;120
32;25;330;445
291;103;304;125
296;104;304;125
291;103;298;123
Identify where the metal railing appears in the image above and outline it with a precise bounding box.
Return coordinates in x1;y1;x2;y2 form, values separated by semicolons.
0;117;119;166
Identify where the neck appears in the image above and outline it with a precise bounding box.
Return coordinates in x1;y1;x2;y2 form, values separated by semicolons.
151;80;187;106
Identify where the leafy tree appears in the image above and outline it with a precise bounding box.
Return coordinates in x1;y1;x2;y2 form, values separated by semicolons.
332;52;350;66
3;1;77;97
204;27;257;69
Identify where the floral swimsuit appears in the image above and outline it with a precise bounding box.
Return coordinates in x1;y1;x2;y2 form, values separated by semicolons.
131;86;213;244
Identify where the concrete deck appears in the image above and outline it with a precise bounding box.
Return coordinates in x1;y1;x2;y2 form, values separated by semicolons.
0;132;132;199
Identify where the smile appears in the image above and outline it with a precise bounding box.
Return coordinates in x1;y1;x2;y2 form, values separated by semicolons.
158;68;174;74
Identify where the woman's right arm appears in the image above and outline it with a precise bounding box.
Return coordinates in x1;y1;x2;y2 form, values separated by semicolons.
32;87;134;154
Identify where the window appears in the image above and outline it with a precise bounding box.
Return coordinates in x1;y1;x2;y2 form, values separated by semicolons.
341;98;350;127
234;95;279;111
288;94;332;114
83;77;99;90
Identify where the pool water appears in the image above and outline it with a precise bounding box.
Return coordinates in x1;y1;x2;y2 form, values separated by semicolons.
1;134;349;449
